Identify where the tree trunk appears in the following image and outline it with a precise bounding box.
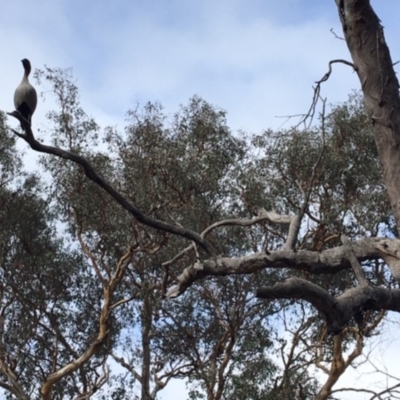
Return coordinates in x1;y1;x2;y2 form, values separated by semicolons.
336;0;400;233
141;290;153;400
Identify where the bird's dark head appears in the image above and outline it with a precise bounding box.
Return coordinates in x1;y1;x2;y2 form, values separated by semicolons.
21;59;31;74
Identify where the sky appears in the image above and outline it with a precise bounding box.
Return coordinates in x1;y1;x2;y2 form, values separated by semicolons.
1;0;400;399
4;0;400;137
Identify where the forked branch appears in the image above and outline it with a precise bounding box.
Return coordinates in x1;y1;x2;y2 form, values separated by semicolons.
257;277;400;334
40;247;133;400
166;236;400;298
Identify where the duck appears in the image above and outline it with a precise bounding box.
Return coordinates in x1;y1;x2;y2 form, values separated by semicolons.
14;59;37;128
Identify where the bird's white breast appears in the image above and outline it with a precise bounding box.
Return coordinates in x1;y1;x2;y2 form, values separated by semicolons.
14;81;37;113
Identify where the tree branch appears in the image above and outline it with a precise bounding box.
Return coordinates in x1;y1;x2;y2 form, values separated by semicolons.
341;235;369;286
0;359;30;400
7;111;217;256
166;237;397;298
257;277;400;334
302;59;355;127
40;247;133;399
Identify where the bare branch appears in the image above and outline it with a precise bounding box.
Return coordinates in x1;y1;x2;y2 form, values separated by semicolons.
330;28;345;41
341;235;369;286
162;208;293;267
257;277;400;334
303;59;355;128
331;382;400;399
166;237;397;298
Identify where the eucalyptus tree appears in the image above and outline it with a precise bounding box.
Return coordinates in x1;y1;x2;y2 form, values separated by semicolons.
6;1;400;399
231;91;391;398
0;112;110;400
25;77;284;400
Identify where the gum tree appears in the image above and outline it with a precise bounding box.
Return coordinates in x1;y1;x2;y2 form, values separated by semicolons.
6;0;400;399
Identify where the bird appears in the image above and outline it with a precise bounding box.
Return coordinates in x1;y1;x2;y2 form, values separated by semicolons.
14;58;37;129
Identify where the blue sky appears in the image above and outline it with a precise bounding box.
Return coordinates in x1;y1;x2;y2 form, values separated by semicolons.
2;1;400;399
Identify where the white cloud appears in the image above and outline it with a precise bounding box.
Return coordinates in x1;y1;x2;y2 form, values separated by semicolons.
2;0;400;134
